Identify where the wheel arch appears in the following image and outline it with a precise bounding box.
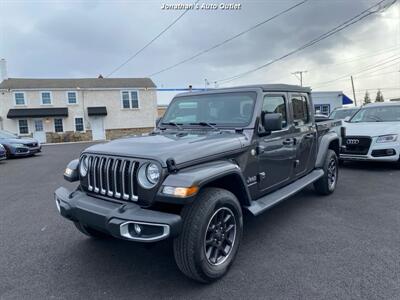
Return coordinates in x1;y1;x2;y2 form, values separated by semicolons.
201;172;252;207
160;160;252;207
315;132;340;168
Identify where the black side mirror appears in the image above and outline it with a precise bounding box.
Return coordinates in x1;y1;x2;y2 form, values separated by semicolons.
263;113;282;132
156;117;162;127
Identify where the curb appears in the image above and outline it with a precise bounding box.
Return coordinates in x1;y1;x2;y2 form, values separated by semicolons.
42;140;108;146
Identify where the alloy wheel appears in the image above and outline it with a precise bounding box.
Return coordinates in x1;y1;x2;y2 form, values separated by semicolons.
204;207;237;266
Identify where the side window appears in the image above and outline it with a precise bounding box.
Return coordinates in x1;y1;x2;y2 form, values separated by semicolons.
314;104;330;116
41;92;52;105
121;90;139;109
75;117;84;132
54;118;64;133
14;92;26;106
291;95;309;125
67;92;77;104
262;95;287;128
18;120;29;134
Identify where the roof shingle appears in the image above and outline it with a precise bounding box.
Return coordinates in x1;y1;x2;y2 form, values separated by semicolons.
0;78;156;90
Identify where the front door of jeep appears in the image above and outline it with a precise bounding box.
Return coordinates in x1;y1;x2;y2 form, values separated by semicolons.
257;93;296;194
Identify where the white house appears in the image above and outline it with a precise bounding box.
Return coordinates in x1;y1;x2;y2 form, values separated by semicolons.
312;91;354;116
0;77;157;143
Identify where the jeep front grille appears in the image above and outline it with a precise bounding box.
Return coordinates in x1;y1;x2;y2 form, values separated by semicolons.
86;155;139;201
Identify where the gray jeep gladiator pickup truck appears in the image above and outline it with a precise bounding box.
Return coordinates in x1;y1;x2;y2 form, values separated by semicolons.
55;84;341;282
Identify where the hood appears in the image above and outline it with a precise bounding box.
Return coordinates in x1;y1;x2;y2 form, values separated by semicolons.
344;122;400;137
84;131;249;167
0;137;38;145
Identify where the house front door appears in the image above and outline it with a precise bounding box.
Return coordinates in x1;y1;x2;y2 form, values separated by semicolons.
90;116;106;141
33;119;46;143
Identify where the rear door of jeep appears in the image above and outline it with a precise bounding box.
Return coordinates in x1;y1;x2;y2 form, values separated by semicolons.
289;93;318;178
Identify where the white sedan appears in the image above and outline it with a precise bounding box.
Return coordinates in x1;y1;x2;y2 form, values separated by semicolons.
341;102;400;164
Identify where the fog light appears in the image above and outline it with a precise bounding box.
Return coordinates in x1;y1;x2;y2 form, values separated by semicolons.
386;149;395;155
134;223;142;235
162;186;199;197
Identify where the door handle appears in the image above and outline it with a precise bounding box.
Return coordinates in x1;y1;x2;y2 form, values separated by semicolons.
282;138;294;145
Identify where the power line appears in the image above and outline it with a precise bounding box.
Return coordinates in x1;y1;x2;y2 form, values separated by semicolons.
312;54;400;88
147;0;309;77
312;70;400;87
305;43;400;72
266;44;400;83
214;0;398;85
106;0;200;77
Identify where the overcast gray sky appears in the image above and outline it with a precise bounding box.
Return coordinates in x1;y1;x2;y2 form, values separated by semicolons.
0;0;399;104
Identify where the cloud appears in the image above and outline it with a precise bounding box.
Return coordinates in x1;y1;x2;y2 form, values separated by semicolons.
0;0;398;103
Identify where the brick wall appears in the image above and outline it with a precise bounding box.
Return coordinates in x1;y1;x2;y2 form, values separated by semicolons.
106;127;154;140
46;130;93;143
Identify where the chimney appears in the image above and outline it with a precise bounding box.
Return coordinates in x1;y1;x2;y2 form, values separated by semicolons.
0;59;8;82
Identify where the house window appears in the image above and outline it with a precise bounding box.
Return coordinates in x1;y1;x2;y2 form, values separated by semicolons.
14;92;26;105
67;91;77;104
121;91;139;109
41;92;52;105
18;120;29;134
314;104;330;116
75;117;84;132
54;118;64;133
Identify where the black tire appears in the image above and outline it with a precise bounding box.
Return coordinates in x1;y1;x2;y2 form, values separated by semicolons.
173;187;243;283
314;149;338;195
5;149;12;159
396;158;400;169
74;221;109;239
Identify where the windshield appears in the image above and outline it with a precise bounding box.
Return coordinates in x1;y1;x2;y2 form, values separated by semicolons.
0;130;18;139
162;92;257;127
350;106;400;123
330;108;358;120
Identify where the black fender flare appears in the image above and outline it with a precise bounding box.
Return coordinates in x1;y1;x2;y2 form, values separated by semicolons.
315;132;340;168
161;160;252;207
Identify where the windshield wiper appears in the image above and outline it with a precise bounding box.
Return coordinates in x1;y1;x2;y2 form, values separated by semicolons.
190;122;220;131
160;122;183;130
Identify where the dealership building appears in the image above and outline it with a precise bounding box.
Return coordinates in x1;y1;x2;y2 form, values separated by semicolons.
312;91;354;115
0;77;157;143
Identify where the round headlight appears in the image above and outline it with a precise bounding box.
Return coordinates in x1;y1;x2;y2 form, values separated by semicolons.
79;156;89;177
146;163;160;184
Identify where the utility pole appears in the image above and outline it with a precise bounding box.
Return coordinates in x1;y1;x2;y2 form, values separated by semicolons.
204;79;210;90
351;75;357;106
292;70;307;87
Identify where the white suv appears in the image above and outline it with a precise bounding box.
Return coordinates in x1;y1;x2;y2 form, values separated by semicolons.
341;102;400;164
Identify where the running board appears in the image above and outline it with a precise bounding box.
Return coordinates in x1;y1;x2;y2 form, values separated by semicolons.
246;169;324;216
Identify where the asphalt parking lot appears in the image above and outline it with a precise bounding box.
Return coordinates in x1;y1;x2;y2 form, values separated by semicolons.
1;143;399;300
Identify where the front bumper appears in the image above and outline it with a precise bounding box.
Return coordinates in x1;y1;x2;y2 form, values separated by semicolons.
340;140;400;162
11;146;41;156
55;187;182;242
28;146;41;154
0;154;6;160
